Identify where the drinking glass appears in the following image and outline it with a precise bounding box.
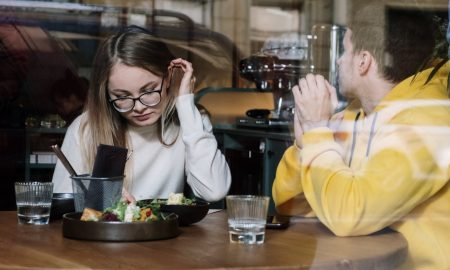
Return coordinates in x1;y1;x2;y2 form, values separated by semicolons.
15;182;54;225
226;195;270;244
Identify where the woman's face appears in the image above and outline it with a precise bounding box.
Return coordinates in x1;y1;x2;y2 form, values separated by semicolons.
108;63;166;127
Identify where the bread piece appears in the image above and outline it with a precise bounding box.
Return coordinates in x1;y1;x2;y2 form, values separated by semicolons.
80;208;103;221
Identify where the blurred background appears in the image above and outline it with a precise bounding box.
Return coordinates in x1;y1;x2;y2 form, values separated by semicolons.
0;0;448;210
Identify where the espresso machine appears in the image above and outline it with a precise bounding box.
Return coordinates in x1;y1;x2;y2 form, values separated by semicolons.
237;24;346;129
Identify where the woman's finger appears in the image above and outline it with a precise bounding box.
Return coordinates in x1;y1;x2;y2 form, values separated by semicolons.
170;58;193;74
171;58;195;95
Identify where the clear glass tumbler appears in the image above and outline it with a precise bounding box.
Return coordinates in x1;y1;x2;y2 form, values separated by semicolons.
15;182;53;225
226;195;270;244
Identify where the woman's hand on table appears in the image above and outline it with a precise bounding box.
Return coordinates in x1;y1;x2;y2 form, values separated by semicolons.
122;188;136;203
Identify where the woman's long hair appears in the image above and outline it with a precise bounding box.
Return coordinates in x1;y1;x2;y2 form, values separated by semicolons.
79;26;178;185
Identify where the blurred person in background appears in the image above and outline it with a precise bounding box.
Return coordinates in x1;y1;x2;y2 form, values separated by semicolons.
52;25;231;203
0;24;30;127
272;5;449;270
50;69;88;126
0;23;83;209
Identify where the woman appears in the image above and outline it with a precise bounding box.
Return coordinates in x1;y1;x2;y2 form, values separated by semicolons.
52;26;231;202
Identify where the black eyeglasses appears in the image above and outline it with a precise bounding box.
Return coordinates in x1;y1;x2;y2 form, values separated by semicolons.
109;80;164;113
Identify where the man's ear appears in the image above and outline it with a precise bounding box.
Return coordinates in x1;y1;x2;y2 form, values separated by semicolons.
357;51;372;75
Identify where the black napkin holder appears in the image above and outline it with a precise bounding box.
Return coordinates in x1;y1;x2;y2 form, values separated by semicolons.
91;144;128;177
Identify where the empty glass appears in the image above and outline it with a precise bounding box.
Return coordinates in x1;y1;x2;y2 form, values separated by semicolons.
226;195;270;244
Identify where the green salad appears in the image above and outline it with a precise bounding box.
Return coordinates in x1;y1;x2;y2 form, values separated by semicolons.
81;193;196;222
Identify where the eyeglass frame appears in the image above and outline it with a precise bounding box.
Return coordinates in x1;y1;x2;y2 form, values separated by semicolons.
108;79;165;113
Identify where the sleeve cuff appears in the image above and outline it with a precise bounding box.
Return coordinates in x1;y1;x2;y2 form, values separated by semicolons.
303;127;335;145
301;127;343;165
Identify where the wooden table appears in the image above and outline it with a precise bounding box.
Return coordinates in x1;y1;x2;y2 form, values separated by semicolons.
0;211;407;269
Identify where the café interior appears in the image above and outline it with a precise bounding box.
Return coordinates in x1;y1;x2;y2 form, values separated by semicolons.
0;0;449;268
2;0;447;207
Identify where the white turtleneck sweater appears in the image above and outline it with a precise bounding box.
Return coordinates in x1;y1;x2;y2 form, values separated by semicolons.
52;94;231;202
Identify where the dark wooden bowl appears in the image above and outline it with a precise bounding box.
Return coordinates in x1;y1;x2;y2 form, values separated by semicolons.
62;212;180;242
160;201;209;226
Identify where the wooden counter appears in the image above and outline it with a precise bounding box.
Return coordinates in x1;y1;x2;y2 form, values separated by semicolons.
0;211;407;269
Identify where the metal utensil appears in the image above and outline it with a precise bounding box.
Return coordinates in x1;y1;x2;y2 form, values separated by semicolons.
51;144;78;176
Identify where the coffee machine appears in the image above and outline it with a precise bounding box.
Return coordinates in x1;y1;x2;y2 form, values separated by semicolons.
237;25;346;129
238;51;308;128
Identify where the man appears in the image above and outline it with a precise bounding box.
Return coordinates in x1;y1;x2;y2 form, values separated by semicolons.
272;13;450;270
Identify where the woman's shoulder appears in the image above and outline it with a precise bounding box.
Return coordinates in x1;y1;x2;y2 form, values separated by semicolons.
64;112;89;137
69;111;88;127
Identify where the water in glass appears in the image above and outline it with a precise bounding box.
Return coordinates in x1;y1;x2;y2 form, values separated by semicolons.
15;182;53;225
228;218;266;244
17;203;52;224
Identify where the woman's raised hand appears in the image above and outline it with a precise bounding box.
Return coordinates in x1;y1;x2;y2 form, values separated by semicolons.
169;58;196;96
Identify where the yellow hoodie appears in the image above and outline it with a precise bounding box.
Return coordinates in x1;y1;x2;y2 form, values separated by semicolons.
272;62;450;270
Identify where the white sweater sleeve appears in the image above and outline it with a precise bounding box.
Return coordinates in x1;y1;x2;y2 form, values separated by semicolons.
52;116;85;193
175;94;231;202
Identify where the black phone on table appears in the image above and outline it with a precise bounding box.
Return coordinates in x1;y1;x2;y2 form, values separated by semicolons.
266;215;290;229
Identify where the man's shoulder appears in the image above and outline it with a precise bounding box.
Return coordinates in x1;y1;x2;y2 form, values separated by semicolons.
387;100;450;126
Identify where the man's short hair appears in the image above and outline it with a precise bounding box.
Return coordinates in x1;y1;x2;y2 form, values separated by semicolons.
349;4;443;84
